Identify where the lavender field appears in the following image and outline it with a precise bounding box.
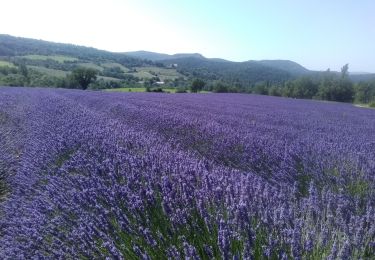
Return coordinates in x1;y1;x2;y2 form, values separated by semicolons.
0;87;374;259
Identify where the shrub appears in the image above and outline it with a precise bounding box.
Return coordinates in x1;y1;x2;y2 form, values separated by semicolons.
176;88;187;93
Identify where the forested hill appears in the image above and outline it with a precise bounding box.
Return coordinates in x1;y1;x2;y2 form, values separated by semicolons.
124;51;205;61
256;60;310;75
158;56;294;86
125;51;314;86
1;34;374;92
0;34;308;88
0;34;151;67
125;50;311;77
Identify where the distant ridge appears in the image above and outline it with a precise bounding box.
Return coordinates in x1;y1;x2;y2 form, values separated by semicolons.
1;34;374;88
124;51;205;61
124;50;310;77
255;60;310;75
0;34;147;67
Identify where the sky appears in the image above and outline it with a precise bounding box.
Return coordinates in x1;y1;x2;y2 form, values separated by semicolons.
1;0;374;72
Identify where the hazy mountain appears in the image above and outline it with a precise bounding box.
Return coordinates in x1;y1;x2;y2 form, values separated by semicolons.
126;50;310;77
158;57;293;85
255;60;310;75
349;73;375;82
125;51;205;61
349;72;372;75
0;34;150;67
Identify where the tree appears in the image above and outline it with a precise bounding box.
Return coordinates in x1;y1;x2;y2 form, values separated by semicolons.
268;86;282;96
18;63;28;78
318;78;354;102
252;82;268;95
282;81;294;97
354;81;375;104
291;77;318;99
71;67;98;90
315;66;353;102
0;74;26;86
341;64;349;79
212;82;229;93
190;79;205;93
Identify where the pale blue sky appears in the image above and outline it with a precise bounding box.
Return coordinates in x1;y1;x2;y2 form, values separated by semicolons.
1;0;374;72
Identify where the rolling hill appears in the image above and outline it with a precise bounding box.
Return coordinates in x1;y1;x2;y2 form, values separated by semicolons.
1;34;374;90
158;57;294;85
124;51;205;61
256;60;310;75
0;34;144;67
0;34;188;88
125;51;310;77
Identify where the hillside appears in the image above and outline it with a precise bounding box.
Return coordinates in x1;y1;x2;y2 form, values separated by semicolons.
1;34;373;91
0;34;143;66
116;50;313;85
0;35;315;89
125;51;205;61
159;57;294;86
125;51;309;75
256;60;310;75
0;34;188;89
349;73;375;82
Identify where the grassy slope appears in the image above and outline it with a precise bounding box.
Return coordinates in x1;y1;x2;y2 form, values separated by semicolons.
22;55;78;63
28;64;122;82
18;53;184;81
76;62;104;71
135;66;185;81
20;55;183;81
0;35;184;87
98;76;122;81
354;103;375;109
19;56;182;82
28;66;68;78
101;62;129;72
0;60;15;67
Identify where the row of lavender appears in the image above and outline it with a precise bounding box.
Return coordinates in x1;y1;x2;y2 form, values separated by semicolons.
64;91;375;193
0;87;374;259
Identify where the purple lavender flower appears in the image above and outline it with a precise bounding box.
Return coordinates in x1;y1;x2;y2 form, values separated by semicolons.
0;87;374;258
338;240;351;260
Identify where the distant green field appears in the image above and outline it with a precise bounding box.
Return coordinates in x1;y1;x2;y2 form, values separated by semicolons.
98;76;121;81
135;66;184;81
0;60;15;67
23;55;78;63
126;71;154;79
137;66;182;77
28;66;68;77
105;87;178;93
354;103;375;109
101;62;129;72
77;62;103;71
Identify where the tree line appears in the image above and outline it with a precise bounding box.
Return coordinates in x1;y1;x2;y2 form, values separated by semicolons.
188;64;375;106
1;62;374;106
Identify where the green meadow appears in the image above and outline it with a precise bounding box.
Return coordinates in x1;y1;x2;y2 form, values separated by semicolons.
0;60;15;67
22;55;78;63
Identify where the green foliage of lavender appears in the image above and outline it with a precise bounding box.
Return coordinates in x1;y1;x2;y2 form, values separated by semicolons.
0;88;374;259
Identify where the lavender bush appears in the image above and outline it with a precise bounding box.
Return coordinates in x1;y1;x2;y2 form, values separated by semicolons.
0;87;374;259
